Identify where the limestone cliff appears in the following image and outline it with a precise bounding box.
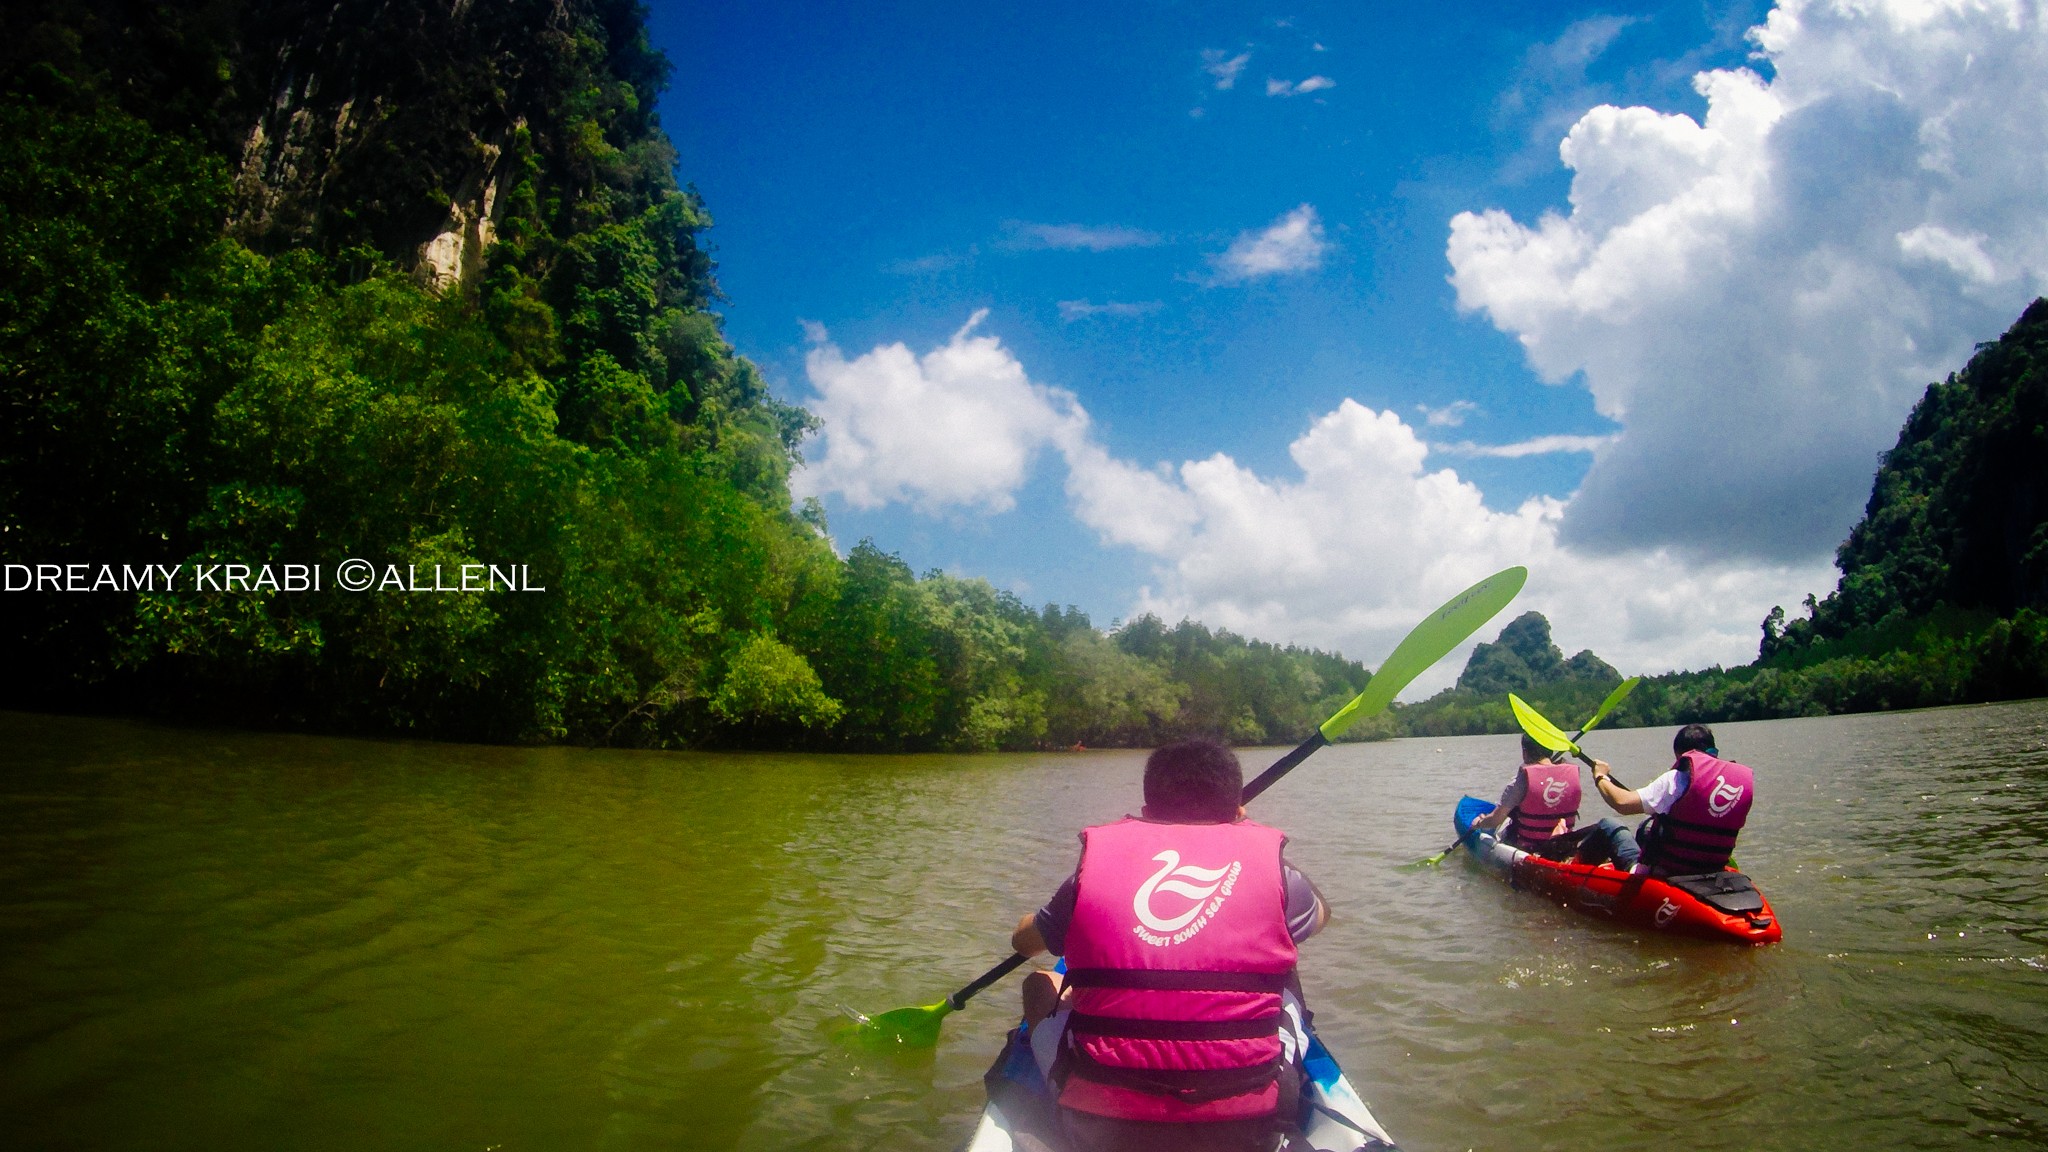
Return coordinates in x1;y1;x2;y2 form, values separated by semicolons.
9;0;681;291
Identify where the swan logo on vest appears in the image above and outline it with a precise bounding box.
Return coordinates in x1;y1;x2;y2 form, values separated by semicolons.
1706;778;1746;818
1541;778;1568;806
1131;850;1243;947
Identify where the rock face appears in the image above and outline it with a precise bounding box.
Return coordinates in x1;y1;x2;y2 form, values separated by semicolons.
221;0;566;284
14;0;673;291
1456;611;1619;696
414;165;499;289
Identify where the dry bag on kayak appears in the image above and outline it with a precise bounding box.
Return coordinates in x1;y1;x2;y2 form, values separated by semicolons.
1665;871;1765;914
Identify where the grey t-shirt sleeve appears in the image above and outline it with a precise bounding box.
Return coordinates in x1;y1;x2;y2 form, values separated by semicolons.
1033;874;1078;958
1283;861;1325;944
1496;771;1529;813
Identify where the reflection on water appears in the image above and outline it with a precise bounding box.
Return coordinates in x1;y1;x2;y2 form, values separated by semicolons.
1;703;2045;1150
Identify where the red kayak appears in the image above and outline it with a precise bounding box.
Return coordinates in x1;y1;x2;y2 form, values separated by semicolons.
1454;795;1781;945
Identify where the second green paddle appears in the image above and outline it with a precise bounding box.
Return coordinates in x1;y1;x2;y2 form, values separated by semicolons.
1409;676;1639;868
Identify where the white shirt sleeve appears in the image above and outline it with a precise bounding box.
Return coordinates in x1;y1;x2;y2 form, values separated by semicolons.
1635;768;1686;814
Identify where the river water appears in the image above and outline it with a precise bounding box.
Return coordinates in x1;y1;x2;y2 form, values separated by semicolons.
2;703;2044;1150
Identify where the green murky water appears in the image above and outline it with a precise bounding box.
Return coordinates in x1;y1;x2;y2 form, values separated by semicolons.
2;704;2044;1150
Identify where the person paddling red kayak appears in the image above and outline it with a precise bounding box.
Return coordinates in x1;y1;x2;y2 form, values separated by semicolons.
1467;733;1584;859
1575;723;1756;877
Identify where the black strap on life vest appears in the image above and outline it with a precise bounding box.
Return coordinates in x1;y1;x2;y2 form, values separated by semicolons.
1640;815;1738;874
1508;805;1579;836
1063;1043;1283;1103
1062;968;1290;993
1067;1011;1283;1041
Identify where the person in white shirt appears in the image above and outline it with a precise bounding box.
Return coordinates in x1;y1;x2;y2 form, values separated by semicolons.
1575;723;1721;872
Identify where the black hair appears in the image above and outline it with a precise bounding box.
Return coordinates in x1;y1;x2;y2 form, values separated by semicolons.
1673;723;1716;757
1520;734;1551;763
1143;739;1244;823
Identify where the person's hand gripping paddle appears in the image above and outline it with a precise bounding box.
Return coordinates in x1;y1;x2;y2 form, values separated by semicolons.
1407;676;1639;868
846;566;1528;1048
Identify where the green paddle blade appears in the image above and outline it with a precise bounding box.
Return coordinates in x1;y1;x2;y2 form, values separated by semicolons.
1509;693;1580;757
1319;566;1528;741
846;1000;953;1049
1577;676;1641;736
1400;845;1458;870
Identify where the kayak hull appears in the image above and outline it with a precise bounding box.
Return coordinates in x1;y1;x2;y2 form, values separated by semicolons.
964;1018;1399;1151
1453;795;1782;945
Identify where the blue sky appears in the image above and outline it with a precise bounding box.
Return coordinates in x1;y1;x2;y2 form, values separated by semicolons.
657;1;2048;688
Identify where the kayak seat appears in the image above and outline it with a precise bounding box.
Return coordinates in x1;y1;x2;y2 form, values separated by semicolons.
1665;871;1765;914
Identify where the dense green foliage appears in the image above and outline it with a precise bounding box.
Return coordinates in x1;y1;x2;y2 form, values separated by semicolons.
0;1;1371;751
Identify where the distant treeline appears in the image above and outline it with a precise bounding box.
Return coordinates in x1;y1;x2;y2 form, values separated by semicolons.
0;1;1371;751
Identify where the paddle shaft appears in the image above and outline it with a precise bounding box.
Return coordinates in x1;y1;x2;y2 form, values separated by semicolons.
947;953;1030;1011
1545;719;1607;770
1552;725;1631;791
1242;732;1330;803
1554;742;1597;769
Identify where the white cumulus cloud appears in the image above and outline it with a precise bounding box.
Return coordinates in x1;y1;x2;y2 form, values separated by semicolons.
1448;0;2048;561
1212;205;1329;282
791;311;1085;514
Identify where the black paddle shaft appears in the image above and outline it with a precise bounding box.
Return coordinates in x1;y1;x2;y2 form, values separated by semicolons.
1550;725;1609;775
1241;731;1330;803
947;952;1029;1010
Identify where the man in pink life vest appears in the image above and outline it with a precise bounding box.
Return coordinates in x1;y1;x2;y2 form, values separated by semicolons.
1469;733;1583;859
1577;722;1756;876
1009;739;1329;1152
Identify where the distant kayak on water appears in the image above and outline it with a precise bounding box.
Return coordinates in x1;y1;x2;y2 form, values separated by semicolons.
1453;796;1782;945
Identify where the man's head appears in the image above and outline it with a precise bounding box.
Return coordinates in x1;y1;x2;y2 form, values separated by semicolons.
1142;739;1244;823
1674;723;1716;758
1520;734;1551;764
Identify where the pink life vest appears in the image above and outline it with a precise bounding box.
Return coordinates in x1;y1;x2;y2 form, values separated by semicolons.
1641;750;1754;875
1057;816;1296;1123
1508;760;1580;846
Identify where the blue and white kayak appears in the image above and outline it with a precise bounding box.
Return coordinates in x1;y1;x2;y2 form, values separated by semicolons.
963;1017;1400;1151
